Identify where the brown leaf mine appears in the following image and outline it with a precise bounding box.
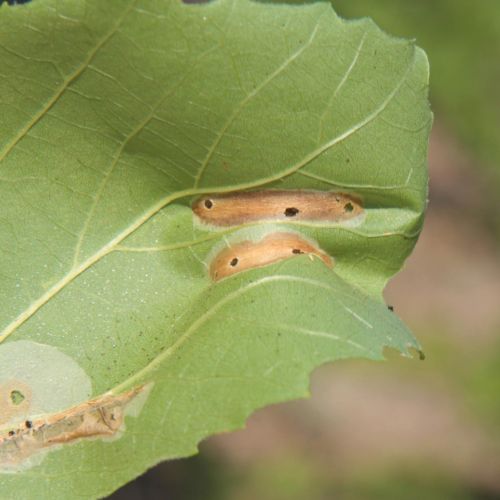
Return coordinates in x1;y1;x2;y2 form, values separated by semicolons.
193;190;363;227
0;381;32;426
210;232;333;281
0;385;149;471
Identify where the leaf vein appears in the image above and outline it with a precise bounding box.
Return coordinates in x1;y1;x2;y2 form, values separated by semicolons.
193;22;320;188
0;47;417;345
0;0;138;164
111;274;372;393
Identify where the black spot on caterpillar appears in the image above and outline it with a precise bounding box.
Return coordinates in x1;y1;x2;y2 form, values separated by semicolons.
210;232;333;281
193;190;363;227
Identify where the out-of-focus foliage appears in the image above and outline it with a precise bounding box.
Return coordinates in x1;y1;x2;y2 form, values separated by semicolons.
111;446;478;500
463;346;500;432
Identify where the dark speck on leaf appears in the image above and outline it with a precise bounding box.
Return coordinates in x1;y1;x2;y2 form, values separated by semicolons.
284;207;299;217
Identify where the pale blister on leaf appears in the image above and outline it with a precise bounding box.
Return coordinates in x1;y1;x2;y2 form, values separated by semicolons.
0;341;92;427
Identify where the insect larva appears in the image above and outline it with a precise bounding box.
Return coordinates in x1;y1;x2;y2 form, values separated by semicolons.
209;232;333;281
193;190;363;227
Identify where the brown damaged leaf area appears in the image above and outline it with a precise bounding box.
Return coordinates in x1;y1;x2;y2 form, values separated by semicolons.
210;232;333;281
0;386;145;470
193;190;364;227
0;381;32;426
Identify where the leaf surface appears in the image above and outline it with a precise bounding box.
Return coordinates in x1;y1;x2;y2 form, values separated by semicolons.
0;0;431;497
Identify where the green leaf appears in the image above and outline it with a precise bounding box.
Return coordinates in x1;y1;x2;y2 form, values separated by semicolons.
0;0;431;497
332;0;500;182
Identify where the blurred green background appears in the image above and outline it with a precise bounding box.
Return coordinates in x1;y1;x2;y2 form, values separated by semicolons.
111;1;500;498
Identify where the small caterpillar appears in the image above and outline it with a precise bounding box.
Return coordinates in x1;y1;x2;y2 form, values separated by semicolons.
209;232;333;281
193;190;363;227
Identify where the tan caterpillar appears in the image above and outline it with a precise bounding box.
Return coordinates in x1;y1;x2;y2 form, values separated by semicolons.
193;190;363;227
209;232;333;281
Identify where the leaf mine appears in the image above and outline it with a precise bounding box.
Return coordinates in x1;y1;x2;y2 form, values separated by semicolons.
0;385;149;472
0;341;93;425
0;381;32;426
192;190;364;227
210;232;333;281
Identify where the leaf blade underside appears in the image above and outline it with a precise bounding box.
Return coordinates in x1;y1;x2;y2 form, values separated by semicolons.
0;0;430;497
